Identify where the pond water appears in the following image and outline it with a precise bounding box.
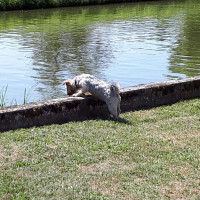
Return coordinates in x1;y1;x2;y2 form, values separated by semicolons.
0;0;200;105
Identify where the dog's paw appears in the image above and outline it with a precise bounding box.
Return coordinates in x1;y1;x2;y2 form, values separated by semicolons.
83;92;91;96
72;93;83;97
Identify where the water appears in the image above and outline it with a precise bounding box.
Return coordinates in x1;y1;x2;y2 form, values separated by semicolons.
0;0;200;105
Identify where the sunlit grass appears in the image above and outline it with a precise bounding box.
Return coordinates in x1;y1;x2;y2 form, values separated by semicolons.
0;0;193;11
0;0;137;10
0;99;200;199
0;86;34;107
0;85;7;108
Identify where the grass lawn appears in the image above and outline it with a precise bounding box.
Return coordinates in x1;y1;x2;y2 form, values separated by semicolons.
0;99;200;199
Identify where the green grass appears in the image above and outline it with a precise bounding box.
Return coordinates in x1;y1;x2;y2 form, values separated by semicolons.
0;85;8;108
0;0;158;11
0;99;200;199
0;86;35;108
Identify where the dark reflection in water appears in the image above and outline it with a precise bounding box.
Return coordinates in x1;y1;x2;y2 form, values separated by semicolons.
169;4;200;76
0;0;200;105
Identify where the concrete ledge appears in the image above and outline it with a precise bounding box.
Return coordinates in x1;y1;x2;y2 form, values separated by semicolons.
1;76;200;132
120;76;200;112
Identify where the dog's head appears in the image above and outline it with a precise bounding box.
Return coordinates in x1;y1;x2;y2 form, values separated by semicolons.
62;80;77;95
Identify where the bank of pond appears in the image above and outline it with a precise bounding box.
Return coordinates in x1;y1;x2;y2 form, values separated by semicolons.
0;0;156;11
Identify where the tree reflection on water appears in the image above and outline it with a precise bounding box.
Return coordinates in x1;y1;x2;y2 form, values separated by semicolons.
0;0;200;104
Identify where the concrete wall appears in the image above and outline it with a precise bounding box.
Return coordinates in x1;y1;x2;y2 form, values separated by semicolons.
1;76;200;132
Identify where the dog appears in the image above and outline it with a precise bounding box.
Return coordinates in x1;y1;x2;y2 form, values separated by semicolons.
62;74;121;119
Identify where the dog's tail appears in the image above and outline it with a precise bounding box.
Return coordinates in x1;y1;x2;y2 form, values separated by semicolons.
110;82;120;95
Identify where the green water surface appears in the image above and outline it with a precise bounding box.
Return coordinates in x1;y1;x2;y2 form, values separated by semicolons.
0;0;199;104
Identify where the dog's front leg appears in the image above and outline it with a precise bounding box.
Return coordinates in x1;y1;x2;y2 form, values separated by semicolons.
72;89;83;97
117;96;121;116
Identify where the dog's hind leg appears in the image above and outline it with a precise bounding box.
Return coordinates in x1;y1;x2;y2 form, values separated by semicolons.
117;102;121;116
117;96;121;116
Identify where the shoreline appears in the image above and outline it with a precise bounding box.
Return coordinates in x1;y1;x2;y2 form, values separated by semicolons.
0;0;160;11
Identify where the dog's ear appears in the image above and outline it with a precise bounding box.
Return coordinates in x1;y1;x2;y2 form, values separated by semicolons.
62;80;71;86
62;79;73;95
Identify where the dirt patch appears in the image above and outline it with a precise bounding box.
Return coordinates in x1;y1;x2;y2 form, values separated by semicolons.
90;176;120;196
78;156;134;174
157;129;200;148
160;181;187;199
0;144;23;167
79;159;113;173
78;156;136;199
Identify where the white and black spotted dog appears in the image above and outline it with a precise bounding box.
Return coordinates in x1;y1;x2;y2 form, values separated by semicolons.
62;74;121;119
